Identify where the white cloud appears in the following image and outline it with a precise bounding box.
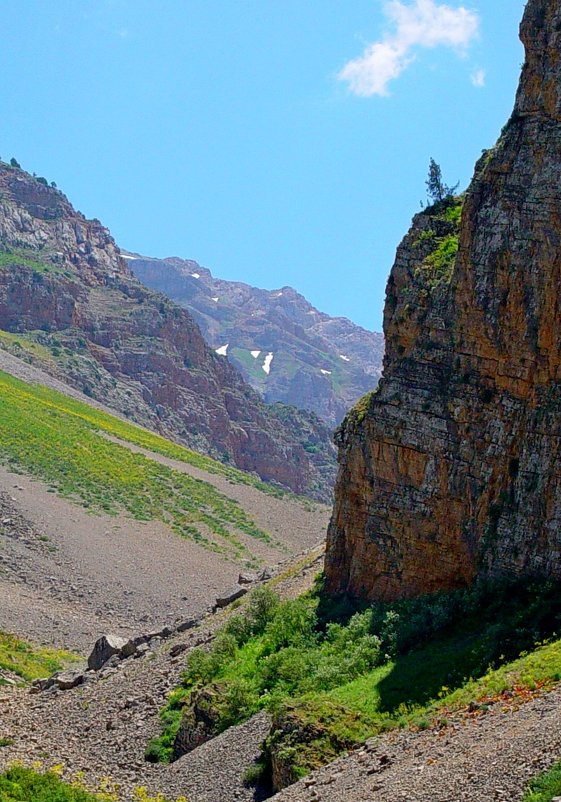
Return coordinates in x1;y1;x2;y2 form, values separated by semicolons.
471;67;486;87
338;0;480;97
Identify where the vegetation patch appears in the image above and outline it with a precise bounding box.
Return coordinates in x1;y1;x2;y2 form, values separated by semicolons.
0;247;68;277
415;196;463;288
346;390;376;428
149;577;561;789
0;370;272;562
523;759;561;802
0;766;186;802
421;233;459;284
0;633;77;682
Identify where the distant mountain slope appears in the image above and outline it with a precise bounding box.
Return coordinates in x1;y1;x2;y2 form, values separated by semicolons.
0;163;335;499
128;254;384;424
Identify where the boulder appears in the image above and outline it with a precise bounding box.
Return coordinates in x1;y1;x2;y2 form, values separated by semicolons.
238;572;257;585
215;586;248;609
87;634;129;670
55;670;84;690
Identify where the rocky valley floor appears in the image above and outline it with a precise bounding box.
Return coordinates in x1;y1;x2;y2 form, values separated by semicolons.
1;351;561;802
1;581;561;802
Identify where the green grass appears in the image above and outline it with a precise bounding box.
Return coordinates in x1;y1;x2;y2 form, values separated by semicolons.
0;364;291;500
0;370;273;562
0;331;56;364
0;248;68;277
0;633;77;682
524;760;561;802
0;766;186;802
148;578;561;787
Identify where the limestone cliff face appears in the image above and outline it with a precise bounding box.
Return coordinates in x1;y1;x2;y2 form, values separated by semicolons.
325;0;561;599
0;166;336;499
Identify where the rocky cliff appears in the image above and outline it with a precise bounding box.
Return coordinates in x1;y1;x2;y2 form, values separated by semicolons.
128;254;384;425
0;165;336;499
325;0;561;599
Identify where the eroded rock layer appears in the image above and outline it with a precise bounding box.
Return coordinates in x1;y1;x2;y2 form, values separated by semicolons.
325;0;561;599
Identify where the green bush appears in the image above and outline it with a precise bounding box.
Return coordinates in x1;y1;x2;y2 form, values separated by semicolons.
151;577;561;789
523;759;561;801
0;766;186;801
0;767;108;802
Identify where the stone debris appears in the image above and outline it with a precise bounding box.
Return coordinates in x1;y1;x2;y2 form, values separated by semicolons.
214;586;248;609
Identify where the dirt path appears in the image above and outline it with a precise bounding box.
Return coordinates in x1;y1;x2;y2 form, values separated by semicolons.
102;432;330;555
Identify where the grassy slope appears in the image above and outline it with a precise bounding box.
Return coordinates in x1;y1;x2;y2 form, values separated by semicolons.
0;363;290;498
0;766;184;802
150;579;561;781
0;633;77;682
0;370;275;563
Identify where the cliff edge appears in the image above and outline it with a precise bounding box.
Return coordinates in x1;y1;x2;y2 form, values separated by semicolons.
325;0;561;599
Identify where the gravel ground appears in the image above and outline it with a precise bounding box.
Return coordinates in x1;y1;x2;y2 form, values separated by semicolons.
272;688;561;802
0;469;243;653
0;552;324;802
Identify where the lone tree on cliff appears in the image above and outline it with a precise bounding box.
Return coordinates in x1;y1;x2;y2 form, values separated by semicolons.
426;158;458;204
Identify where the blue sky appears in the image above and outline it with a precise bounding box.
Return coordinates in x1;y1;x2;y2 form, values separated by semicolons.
1;1;525;330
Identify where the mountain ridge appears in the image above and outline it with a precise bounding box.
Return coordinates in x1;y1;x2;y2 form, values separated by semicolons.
128;252;383;425
0;163;336;499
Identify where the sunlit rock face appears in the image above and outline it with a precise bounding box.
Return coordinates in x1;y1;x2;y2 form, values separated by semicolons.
325;0;561;600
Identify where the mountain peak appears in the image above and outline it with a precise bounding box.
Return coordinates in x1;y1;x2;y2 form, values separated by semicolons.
130;253;383;424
